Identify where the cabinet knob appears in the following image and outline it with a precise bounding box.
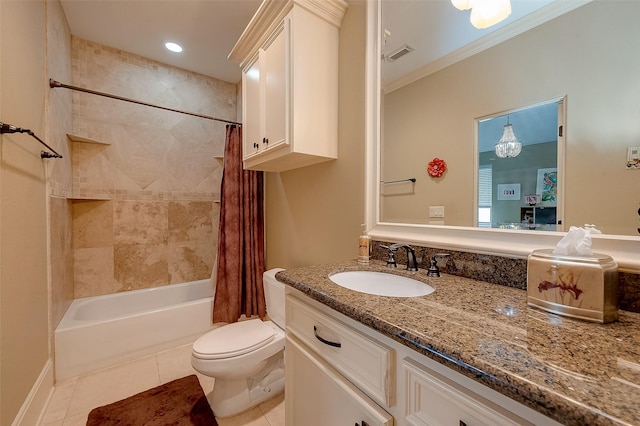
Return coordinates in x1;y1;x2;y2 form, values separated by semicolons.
459;421;468;426
263;137;269;145
355;422;370;426
253;142;259;149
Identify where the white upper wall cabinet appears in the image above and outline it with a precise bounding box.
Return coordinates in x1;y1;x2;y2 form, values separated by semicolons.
229;0;348;172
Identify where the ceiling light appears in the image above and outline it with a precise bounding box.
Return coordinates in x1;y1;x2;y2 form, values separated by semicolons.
470;0;511;29
495;117;522;158
165;42;183;53
451;0;474;11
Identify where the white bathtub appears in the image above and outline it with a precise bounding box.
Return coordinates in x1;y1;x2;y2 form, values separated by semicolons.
54;279;215;381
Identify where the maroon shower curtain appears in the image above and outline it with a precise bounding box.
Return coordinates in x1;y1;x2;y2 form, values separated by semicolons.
213;125;266;324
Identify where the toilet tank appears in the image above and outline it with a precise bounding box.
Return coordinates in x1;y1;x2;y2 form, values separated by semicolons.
264;268;286;329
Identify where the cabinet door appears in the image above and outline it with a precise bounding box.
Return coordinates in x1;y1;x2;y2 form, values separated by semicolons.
404;359;527;426
286;335;393;426
261;18;289;152
242;55;261;160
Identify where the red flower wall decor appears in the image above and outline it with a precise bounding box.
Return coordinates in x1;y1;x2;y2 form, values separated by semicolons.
427;158;447;177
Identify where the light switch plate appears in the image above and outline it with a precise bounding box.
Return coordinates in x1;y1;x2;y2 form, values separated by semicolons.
627;146;640;169
429;206;445;218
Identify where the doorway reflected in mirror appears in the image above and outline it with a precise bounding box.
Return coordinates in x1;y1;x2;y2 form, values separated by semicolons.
476;98;563;230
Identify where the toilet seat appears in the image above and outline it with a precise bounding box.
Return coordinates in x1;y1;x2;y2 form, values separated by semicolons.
193;319;275;360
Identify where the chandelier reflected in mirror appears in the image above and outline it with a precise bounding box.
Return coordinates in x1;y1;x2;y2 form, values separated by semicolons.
494;118;522;158
451;0;512;29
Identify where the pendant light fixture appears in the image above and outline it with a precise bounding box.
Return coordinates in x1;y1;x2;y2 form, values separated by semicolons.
451;0;512;29
451;0;473;11
494;116;522;158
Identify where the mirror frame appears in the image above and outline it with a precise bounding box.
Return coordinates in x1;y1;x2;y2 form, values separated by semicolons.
364;0;640;272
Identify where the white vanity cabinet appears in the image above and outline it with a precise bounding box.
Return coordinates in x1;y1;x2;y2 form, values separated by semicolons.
285;293;394;426
285;288;562;426
229;0;348;172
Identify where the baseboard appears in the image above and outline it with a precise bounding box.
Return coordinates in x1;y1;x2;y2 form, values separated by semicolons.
11;359;54;426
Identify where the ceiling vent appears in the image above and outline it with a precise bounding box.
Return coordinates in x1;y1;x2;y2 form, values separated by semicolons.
384;44;415;62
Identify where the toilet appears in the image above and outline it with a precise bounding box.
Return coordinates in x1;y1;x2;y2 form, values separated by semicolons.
191;268;286;418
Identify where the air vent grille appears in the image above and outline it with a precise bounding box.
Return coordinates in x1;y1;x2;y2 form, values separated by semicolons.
385;44;415;62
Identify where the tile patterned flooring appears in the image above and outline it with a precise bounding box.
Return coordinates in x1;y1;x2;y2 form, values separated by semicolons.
39;343;285;426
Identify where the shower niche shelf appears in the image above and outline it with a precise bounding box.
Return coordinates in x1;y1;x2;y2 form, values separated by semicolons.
66;134;112;201
66;196;112;201
66;133;111;145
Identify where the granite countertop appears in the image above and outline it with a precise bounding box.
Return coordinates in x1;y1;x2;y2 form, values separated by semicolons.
276;260;640;426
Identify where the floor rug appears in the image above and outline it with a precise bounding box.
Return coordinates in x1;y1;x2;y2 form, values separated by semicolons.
86;374;218;426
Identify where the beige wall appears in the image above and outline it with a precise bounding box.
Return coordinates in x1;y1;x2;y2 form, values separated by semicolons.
265;1;366;269
382;1;640;235
0;1;50;423
66;37;236;297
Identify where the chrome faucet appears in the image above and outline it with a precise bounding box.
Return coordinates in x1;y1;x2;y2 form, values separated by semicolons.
382;243;418;271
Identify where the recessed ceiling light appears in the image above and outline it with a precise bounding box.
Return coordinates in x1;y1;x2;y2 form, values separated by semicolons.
165;42;183;53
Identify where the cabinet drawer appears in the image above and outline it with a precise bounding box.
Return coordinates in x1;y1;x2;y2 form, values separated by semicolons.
286;295;394;406
404;358;532;426
285;335;393;426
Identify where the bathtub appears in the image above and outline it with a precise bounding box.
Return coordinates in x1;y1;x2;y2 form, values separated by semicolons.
54;279;216;381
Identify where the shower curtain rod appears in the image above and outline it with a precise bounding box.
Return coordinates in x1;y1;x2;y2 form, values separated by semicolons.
49;79;242;126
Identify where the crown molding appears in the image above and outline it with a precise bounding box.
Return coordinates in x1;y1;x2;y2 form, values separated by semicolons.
228;0;348;68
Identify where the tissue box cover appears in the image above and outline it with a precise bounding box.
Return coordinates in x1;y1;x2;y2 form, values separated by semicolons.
527;249;618;323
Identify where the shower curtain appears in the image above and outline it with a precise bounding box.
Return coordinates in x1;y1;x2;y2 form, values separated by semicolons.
212;125;266;323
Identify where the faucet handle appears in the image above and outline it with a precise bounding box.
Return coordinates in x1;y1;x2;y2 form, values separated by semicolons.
426;253;451;277
380;245;398;268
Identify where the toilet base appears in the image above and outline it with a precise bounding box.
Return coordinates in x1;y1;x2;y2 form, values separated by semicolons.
210;351;285;418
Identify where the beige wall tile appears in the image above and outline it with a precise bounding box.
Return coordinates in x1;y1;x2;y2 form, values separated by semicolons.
168;240;216;284
168;201;214;243
72;200;113;248
113;200;168;246
74;247;116;298
114;243;169;290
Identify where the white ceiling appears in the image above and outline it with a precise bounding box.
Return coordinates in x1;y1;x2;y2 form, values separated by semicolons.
60;0;262;84
59;0;562;86
382;0;558;87
59;0;583;93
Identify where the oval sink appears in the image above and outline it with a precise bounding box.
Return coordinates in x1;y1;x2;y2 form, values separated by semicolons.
329;271;434;297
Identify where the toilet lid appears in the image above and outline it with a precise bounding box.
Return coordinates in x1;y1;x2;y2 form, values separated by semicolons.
193;319;275;360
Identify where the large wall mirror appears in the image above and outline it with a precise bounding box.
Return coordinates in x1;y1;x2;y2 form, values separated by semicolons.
365;0;640;271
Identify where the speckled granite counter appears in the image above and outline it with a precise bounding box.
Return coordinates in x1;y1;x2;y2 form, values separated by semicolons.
276;260;640;426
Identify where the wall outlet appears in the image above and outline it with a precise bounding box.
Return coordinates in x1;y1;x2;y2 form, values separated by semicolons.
429;206;445;218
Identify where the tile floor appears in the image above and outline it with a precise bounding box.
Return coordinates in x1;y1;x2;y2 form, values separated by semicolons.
39;343;285;426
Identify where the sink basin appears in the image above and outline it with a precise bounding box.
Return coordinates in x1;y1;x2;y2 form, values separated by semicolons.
329;271;434;297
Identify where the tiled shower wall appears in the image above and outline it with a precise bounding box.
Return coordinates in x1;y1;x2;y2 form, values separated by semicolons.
50;36;237;299
47;0;74;330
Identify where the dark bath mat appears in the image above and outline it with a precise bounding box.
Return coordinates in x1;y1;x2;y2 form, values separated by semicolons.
86;374;218;426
